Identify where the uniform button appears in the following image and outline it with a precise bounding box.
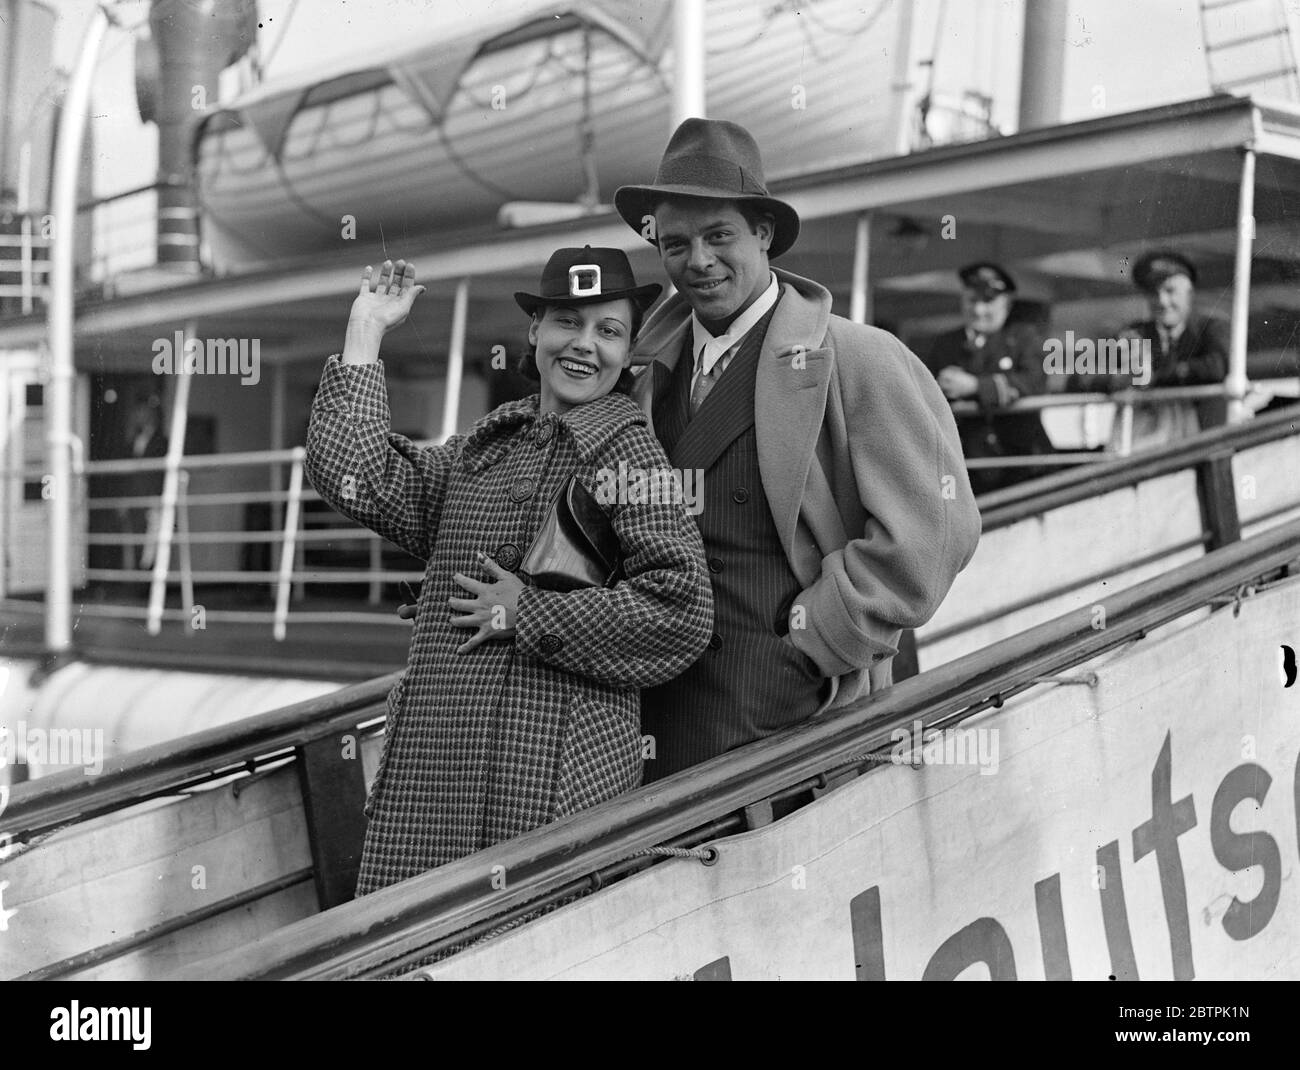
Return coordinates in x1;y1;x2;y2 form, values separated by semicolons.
494;543;521;571
732;487;750;504
539;634;564;656
708;633;723;651
707;556;724;573
509;477;535;503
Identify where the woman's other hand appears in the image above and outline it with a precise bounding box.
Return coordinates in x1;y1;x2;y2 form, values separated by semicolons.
448;552;524;654
342;259;427;365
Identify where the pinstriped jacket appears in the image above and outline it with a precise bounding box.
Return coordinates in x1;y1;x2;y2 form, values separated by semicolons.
631;268;981;714
305;356;713;894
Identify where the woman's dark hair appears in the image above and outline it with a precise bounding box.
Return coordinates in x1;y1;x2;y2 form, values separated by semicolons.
516;298;644;395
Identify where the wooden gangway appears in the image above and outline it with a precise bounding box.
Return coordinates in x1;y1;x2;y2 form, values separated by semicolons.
2;407;1298;979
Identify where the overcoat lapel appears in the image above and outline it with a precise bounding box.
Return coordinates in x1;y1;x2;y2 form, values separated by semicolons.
753;287;834;568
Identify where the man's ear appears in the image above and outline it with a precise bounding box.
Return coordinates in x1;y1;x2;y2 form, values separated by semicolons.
755;214;775;252
527;312;541;347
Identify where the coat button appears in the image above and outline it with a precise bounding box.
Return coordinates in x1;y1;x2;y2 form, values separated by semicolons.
708;632;723;651
732;487;750;504
509;477;535;502
534;420;554;447
708;556;724;573
539;634;563;656
494;543;521;571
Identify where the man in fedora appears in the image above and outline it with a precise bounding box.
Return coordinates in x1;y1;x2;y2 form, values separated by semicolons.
924;262;1056;495
615;118;981;781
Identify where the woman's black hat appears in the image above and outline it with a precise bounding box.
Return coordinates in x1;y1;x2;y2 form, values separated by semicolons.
514;246;661;316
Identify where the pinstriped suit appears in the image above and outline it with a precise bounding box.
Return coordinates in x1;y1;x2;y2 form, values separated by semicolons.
641;300;824;780
631;268;982;781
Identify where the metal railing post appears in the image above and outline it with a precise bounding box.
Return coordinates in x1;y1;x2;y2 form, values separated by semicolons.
849;211;872;325
672;0;706;126
273;447;306;641
368;536;382;605
147;322;195;636
1115;400;1134;456
1226;145;1256;425
18;141;34;314
44;4;111;653
438;278;470;444
177;470;196;631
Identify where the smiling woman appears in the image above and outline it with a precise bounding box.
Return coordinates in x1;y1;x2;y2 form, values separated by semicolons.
304;249;713;895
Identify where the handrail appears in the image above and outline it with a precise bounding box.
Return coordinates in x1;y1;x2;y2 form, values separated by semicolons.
167;518;1300;980
947;378;1296;416
6;383;1284;481
0;671;400;843
7;407;1298;836
975;401;1300;529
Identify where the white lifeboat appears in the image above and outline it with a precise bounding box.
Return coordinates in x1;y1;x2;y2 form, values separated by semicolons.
193;0;911;271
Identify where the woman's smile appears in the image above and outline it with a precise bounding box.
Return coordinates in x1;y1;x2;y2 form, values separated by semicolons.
557;356;598;378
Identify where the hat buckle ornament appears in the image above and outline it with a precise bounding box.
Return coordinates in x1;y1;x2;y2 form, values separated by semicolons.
568;263;602;297
513;245;660;316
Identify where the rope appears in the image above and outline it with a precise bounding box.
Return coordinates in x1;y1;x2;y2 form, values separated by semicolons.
634;845;719;863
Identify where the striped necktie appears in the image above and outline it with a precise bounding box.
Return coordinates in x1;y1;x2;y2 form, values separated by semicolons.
690;351;720;415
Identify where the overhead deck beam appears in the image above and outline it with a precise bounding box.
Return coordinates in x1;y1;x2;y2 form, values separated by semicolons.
3;96;1297;353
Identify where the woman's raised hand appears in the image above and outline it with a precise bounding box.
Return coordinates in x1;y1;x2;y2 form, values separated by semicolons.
341;259;426;365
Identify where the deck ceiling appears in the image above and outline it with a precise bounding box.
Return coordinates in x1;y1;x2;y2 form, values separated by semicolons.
4;94;1300;375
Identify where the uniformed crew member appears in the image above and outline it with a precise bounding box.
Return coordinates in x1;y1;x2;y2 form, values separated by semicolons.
1118;250;1230;451
923;262;1055;495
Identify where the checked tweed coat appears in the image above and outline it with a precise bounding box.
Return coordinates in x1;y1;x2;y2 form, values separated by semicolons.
306;356;713;895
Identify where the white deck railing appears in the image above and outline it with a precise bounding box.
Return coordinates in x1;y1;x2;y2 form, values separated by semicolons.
2;383;1296;639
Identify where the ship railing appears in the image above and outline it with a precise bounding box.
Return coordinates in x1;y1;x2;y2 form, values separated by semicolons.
171;516;1300;979
907;400;1300;672
948;377;1299;470
2;405;1299;978
0;669;397;980
5;445;427;639
2;384;1296;647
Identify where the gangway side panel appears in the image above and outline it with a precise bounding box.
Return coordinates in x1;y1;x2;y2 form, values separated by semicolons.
418;579;1300;981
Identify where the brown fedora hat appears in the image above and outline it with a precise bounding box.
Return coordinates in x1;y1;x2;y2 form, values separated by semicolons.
614;118;800;259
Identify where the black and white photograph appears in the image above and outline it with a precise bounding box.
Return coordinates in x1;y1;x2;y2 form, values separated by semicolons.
0;0;1297;1018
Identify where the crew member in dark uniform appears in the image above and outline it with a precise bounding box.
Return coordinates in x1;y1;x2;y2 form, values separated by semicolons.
924;263;1054;494
1068;250;1231;452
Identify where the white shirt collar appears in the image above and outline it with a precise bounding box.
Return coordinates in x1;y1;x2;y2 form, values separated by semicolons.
691;272;780;374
